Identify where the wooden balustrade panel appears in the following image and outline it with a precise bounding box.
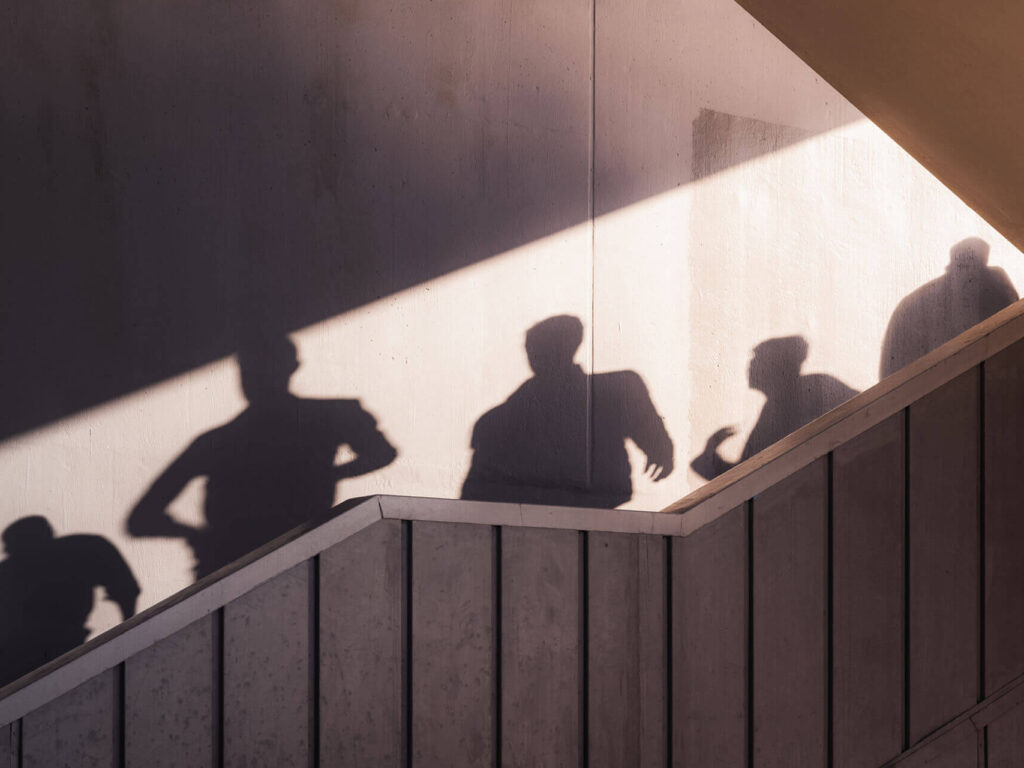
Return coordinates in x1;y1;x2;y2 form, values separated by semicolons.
908;369;980;744
320;519;405;767
672;504;748;768
987;700;1024;768
588;532;666;768
411;522;495;767
223;562;311;768
984;338;1024;694
752;458;828;768
21;668;116;768
502;527;581;768
833;412;906;768
125;615;215;768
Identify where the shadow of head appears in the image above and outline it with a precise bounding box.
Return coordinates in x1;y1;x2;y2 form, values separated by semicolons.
2;516;54;558
748;335;808;391
946;237;990;274
525;315;584;378
237;335;300;403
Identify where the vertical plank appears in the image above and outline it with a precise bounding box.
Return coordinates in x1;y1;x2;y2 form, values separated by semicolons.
223;562;310;768
125;615;215;768
753;458;828;768
833;413;905;767
984;338;1024;694
0;722;18;768
21;668;116;768
909;369;980;743
988;702;1024;768
588;532;666;768
502;527;581;768
411;522;494;767
673;505;748;767
320;519;404;767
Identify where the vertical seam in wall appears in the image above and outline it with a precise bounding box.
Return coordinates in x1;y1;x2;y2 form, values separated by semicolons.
747;498;755;768
589;0;596;224
978;362;987;703
311;556;321;768
215;608;224;768
116;663;125;768
664;535;673;768
15;719;22;768
586;0;597;490
582;532;592;763
402;520;413;768
903;406;912;751
827;453;835;768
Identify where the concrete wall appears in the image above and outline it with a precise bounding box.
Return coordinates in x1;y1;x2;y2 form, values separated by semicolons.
1;0;1021;643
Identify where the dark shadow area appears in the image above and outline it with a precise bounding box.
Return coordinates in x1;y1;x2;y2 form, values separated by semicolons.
692;336;858;480
880;238;1018;378
461;315;673;508
0;0;849;442
127;335;397;579
691;108;811;181
0;516;139;688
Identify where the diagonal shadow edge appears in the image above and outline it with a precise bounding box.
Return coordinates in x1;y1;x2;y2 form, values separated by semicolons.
0;109;835;443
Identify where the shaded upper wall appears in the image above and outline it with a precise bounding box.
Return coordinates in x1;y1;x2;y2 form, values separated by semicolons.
0;0;582;438
731;0;1024;253
0;0;855;440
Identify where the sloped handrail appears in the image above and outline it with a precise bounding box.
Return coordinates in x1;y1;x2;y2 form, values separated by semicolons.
0;494;675;726
663;298;1024;523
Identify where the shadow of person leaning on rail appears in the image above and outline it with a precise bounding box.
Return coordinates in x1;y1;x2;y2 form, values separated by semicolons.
692;336;858;480
0;516;139;688
461;315;674;508
127;334;397;580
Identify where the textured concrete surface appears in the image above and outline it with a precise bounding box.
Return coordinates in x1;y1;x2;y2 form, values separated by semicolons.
832;414;905;768
125;616;215;768
588;532;666;768
0;0;1021;631
501;527;581;767
908;371;981;743
320;519;404;767
21;670;115;768
223;563;311;768
752;459;828;768
411;522;495;767
673;506;748;766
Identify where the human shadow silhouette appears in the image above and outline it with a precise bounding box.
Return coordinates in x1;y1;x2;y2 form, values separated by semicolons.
880;237;1018;378
461;315;673;508
692;336;858;480
0;516;139;688
127;335;397;579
